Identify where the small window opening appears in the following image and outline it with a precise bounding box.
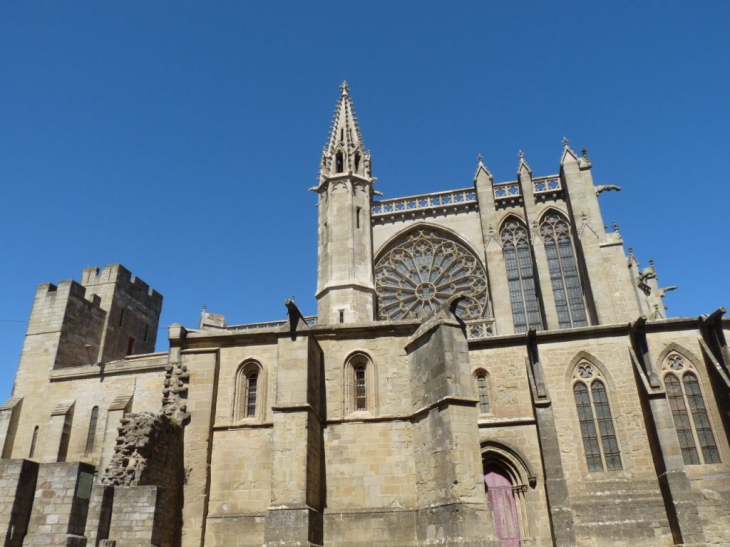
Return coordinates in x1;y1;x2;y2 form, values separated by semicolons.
477;374;490;413
354;152;361;173
339;310;345;323
335;152;344;173
143;324;149;343
355;364;367;410
126;337;135;356
340;128;344;142
85;406;99;454
245;372;258;417
29;426;39;458
118;309;125;327
356;207;361;229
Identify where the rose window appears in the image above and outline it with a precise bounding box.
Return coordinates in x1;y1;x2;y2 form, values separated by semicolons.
374;229;490;320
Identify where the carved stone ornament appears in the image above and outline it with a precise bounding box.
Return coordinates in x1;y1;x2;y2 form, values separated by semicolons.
667;354;685;371
578;364;594;379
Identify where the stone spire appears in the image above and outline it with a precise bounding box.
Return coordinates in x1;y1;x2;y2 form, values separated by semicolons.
315;82;376;324
320;81;372;182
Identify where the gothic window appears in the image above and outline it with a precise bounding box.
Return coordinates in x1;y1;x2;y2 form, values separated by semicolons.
662;353;720;465
85;406;99;454
572;363;622;471
335;151;344;173
345;353;376;415
374;228;490;321
235;361;264;421
474;369;490;414
500;217;542;333
540;212;588;329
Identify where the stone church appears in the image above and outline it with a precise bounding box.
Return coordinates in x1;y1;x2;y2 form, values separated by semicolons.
0;83;728;547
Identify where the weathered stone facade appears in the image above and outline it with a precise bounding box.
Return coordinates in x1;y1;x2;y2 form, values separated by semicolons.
0;83;728;546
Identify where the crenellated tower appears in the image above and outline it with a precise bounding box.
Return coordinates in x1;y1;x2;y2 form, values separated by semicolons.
314;82;376;324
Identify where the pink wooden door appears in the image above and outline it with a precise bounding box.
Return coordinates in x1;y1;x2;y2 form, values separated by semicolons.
484;464;521;547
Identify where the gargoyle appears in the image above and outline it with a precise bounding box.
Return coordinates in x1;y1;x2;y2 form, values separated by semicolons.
595;184;622;195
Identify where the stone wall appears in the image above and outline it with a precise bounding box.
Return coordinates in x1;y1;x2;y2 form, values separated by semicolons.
22;461;95;546
101;412;184;547
0;459;38;547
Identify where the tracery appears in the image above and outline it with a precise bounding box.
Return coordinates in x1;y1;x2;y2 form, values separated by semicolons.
374;228;490;321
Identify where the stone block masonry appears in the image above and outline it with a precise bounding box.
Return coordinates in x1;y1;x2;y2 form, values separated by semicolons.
0;459;38;547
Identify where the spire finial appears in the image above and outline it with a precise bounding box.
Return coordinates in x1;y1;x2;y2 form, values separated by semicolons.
562;136;569;147
518;150;524;159
340;80;349;96
477;153;483;164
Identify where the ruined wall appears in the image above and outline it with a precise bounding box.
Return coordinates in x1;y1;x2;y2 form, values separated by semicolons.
101;412;185;547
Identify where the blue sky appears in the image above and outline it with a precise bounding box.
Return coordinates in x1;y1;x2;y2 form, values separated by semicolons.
1;2;728;401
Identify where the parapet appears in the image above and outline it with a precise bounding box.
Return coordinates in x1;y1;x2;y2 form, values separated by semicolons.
82;264;163;309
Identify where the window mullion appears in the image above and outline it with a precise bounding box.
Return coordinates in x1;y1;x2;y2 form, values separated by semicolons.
589;385;608;471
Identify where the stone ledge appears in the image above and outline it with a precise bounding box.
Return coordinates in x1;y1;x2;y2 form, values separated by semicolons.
49;357;168;381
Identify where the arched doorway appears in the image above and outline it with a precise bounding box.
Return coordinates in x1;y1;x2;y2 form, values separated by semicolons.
484;463;521;547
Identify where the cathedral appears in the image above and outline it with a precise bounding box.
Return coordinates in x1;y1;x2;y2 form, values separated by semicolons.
0;83;728;547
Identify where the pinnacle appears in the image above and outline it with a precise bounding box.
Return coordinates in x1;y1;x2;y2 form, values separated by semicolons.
320;82;372;180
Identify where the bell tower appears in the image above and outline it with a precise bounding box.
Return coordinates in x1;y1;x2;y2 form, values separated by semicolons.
314;82;376;324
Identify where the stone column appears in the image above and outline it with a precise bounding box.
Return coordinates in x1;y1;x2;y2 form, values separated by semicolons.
525;332;577;546
264;302;325;546
405;296;500;546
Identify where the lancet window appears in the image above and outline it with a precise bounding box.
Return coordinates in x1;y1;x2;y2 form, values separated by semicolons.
374;228;490;321
475;370;490;414
500;217;542;333
345;353;376;415
540;212;588;329
572;362;622;471
662;353;720;465
235;361;264;421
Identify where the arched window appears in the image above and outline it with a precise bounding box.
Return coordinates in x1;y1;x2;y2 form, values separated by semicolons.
345;353;376;415
474;369;490;414
663;353;720;465
235;361;265;421
354;152;361;173
335;151;344;173
572;363;621;471
374;228;490;322
501;217;542;333
85;406;99;454
540;212;588;329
